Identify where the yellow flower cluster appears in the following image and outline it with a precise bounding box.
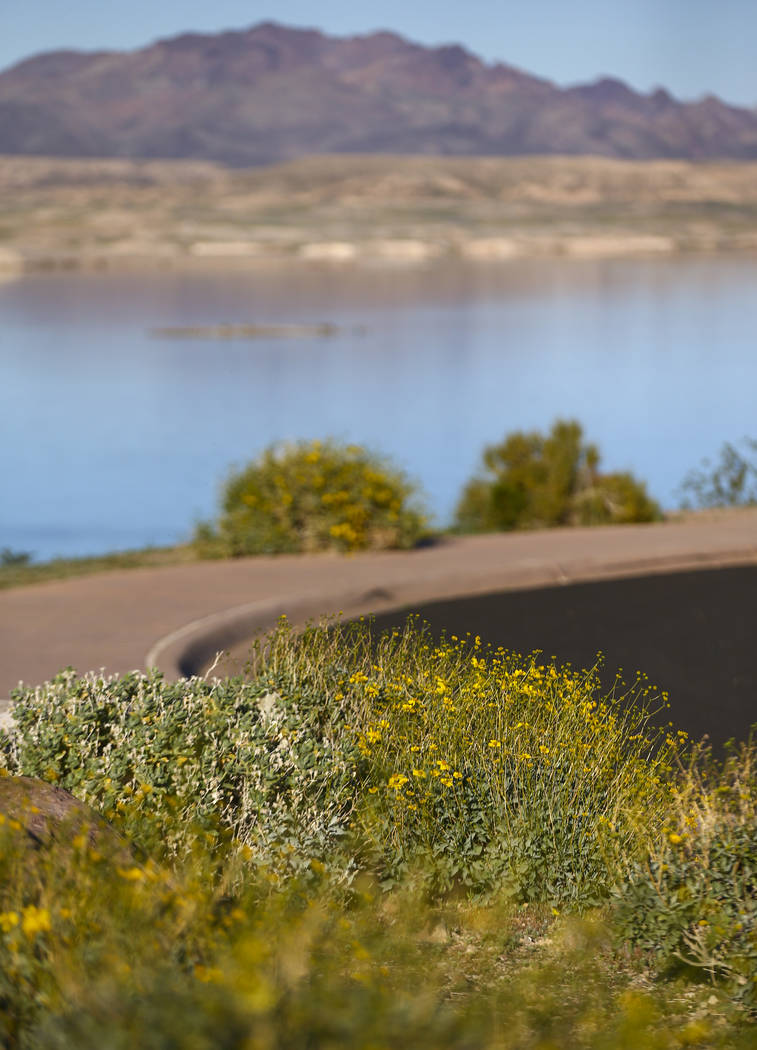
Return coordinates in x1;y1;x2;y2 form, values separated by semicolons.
0;905;52;939
0;910;19;933
330;625;681;883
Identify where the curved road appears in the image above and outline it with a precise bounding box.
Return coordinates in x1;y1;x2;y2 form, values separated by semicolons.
1;509;756;743
367;564;757;750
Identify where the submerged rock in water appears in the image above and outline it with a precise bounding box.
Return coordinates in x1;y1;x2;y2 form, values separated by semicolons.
150;321;339;339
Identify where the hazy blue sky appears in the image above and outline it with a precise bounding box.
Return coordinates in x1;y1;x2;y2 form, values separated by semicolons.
3;0;754;106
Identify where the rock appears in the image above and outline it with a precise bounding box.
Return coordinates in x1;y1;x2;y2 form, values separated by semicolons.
0;774;131;858
298;241;357;261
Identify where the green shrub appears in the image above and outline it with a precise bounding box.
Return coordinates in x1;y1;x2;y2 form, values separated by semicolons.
679;438;757;509
195;439;427;556
1;663;363;868
455;420;660;532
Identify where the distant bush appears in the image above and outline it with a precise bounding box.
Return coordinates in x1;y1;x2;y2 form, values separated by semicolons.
195;439;427;556
455;419;660;533
0;548;31;568
679;438;757;509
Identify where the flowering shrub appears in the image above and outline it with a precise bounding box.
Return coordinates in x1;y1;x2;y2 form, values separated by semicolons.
195;439;428;555
325;624;678;902
455;419;660;532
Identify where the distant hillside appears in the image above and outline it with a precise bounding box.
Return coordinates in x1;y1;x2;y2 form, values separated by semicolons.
4;153;757;271
2;22;757;165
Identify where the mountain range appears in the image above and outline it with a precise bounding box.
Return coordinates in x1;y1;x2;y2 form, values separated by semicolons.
2;21;757;166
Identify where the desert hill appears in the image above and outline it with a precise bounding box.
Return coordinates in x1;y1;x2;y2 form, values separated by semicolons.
2;22;757;165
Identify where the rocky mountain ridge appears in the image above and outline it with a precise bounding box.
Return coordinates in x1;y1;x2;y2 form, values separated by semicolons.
1;22;757;165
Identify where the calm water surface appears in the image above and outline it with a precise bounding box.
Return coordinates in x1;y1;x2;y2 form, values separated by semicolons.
2;257;756;561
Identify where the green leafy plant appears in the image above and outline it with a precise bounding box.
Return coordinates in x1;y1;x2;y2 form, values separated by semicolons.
679;438;757;509
195;439;428;556
455;419;660;533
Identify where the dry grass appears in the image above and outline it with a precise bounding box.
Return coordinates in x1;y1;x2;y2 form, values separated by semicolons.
0;545;198;592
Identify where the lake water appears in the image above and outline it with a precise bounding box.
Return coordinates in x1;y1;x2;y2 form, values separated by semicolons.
2;256;756;562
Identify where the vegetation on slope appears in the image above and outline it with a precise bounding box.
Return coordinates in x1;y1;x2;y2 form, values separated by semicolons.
0;618;755;1045
0;544;198;591
6;425;757;591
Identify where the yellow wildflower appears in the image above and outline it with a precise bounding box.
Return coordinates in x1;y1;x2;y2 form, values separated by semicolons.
117;866;146;881
21;906;51;938
194;965;223;984
0;911;19;933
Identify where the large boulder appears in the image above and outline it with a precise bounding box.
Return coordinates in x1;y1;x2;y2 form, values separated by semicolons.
0;774;131;858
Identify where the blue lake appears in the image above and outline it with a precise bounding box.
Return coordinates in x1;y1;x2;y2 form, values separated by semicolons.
2;256;756;562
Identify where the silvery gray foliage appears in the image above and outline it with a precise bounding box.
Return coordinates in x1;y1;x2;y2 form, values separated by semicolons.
1;667;364;872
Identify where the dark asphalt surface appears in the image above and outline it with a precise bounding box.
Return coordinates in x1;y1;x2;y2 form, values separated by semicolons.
367;564;757;751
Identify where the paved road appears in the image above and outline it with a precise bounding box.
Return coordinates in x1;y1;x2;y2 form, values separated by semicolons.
2;509;755;690
1;511;756;727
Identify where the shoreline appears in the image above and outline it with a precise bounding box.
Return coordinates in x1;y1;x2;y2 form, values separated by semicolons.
3;235;757;277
